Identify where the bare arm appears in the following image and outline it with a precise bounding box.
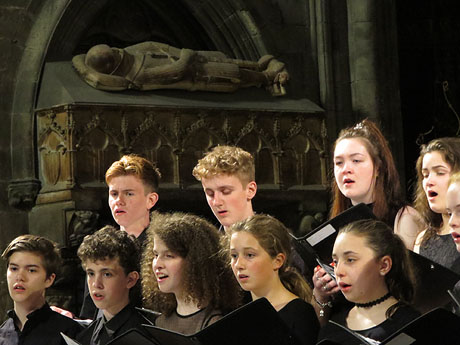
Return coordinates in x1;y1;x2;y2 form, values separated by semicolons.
394;206;424;250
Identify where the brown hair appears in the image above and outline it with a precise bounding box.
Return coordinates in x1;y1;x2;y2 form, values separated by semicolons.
142;212;242;316
227;214;312;302
77;225;140;275
105;154;161;193
414;137;460;245
330;119;404;225
2;234;61;279
193;146;255;186
338;219;416;317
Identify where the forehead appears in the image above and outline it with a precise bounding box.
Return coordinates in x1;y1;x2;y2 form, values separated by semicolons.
447;182;460;204
84;257;122;270
334;138;369;157
8;251;45;266
230;231;259;248
201;173;245;189
108;175;146;190
333;232;370;254
422;151;450;169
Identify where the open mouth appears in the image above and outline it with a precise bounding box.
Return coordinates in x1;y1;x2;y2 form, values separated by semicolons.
451;232;460;242
156;273;168;281
427;190;438;198
92;292;104;299
13;285;25;291
338;282;351;291
343;178;354;185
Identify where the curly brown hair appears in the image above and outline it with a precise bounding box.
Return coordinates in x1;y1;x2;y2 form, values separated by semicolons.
192;146;255;186
142;212;242;316
77;225;140;274
330;119;404;225
414;137;460;245
227;214;313;302
105;154;161;193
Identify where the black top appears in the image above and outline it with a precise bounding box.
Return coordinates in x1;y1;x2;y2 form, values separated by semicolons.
318;304;420;344
76;304;153;345
0;303;82;345
277;299;319;345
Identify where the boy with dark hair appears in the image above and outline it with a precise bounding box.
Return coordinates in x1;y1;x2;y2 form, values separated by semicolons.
0;235;81;345
76;226;153;345
192;146;257;234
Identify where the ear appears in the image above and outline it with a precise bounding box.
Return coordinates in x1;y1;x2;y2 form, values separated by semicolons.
379;255;392;276
245;181;257;201
45;273;56;289
272;253;286;271
126;271;140;289
146;192;159;210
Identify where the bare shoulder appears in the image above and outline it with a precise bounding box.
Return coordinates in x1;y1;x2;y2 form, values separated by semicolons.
394;206;424;250
413;229;427;254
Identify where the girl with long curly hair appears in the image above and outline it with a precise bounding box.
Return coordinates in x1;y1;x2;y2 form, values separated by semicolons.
228;214;319;345
141;212;242;335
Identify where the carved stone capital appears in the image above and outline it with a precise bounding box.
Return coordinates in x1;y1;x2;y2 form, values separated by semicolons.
8;179;41;210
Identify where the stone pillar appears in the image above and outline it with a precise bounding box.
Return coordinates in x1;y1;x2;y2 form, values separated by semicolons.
346;0;406;184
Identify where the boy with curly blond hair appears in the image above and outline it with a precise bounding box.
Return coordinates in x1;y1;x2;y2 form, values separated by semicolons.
193;146;257;234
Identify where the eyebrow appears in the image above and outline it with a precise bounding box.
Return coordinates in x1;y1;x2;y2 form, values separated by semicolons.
334;152;366;159
332;250;358;257
422;165;449;171
8;263;40;268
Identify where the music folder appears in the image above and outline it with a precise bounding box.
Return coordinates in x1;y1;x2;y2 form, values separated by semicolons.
62;329;156;345
142;297;297;345
409;251;460;313
62;298;297;345
291;203;376;282
317;307;459;345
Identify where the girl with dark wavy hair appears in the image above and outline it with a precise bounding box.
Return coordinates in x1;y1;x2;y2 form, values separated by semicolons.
141;212;242;335
228;214;319;345
318;219;420;343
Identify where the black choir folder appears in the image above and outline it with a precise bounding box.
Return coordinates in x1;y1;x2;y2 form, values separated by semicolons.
316;307;460;345
291;203;376;280
292;203;460;313
62;298;299;345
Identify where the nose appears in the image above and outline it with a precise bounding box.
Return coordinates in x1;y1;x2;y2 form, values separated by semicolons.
334;261;344;278
211;192;223;206
449;214;459;230
114;194;125;205
234;256;245;270
15;269;25;282
91;273;103;289
152;257;163;271
342;161;353;174
425;173;435;187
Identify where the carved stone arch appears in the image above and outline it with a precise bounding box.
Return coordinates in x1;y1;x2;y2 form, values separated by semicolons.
9;0;272;208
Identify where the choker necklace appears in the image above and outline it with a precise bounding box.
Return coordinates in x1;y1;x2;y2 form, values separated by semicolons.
355;292;392;308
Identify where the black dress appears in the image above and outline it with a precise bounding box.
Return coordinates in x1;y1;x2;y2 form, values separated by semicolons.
318;305;420;344
278;299;320;345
